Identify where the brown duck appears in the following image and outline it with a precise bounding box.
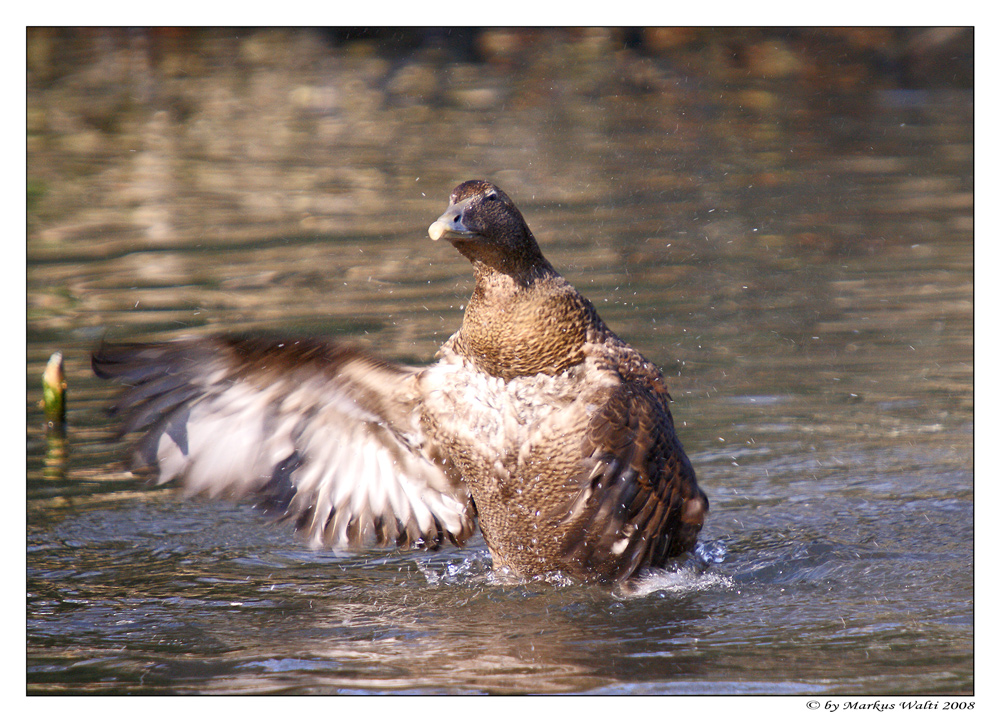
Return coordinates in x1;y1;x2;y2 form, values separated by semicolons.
93;180;708;585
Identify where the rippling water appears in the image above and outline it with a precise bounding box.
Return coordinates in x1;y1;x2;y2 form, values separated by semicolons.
27;37;972;695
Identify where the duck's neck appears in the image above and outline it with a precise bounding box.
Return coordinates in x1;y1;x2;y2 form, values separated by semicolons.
458;264;598;381
470;254;557;291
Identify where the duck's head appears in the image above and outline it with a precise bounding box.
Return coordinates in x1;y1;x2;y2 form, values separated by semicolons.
429;180;549;279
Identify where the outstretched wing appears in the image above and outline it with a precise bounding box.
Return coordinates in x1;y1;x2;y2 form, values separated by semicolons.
93;335;476;550
559;380;708;584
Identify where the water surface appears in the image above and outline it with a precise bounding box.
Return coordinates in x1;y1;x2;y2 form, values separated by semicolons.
27;40;972;695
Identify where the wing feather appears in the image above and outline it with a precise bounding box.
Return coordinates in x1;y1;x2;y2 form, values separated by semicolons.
559;380;708;584
93;335;476;550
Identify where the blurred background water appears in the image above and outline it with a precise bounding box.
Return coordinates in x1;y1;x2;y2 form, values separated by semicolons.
26;27;973;695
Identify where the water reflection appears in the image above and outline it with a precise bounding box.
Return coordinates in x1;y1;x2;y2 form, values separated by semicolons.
30;508;725;694
27;29;972;695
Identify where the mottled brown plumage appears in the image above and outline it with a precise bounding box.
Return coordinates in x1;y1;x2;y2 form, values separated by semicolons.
93;180;708;585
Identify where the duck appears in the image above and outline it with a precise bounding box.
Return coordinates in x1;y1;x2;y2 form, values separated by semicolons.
93;180;708;586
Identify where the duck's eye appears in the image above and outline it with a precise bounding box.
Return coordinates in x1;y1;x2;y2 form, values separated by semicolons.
484;192;498;202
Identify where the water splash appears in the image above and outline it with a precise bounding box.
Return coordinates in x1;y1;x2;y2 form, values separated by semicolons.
416;550;493;586
618;539;732;598
693;539;729;566
621;567;734;598
417;540;730;593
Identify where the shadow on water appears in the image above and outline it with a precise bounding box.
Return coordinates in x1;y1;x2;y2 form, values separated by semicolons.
27;29;972;695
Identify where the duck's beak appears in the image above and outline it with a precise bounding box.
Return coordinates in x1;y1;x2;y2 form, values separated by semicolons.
428;197;476;241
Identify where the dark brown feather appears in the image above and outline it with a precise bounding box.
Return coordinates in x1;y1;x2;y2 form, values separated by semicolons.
558;380;707;584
